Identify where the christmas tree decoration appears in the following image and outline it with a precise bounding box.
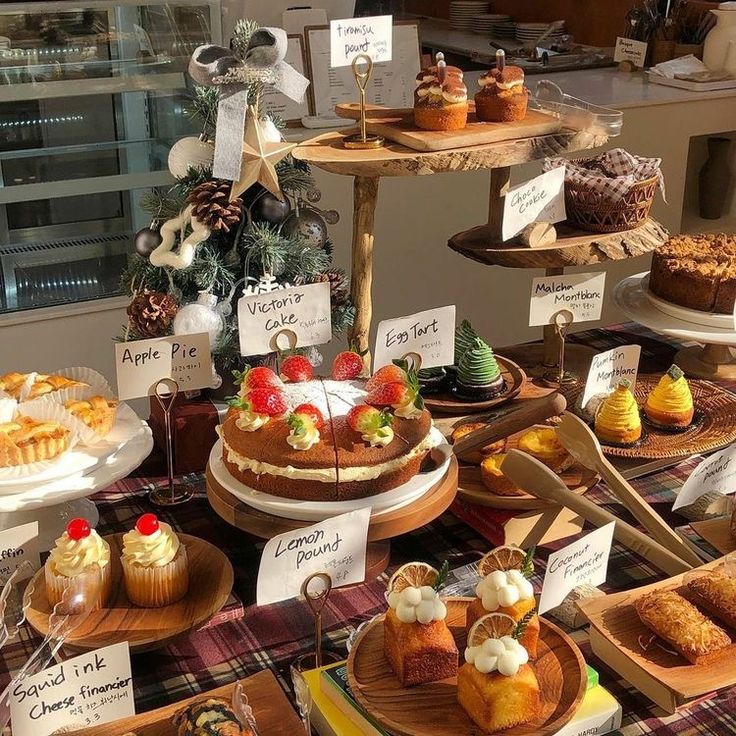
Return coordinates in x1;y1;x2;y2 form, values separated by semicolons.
259;117;282;143
134;224;162;258
251;190;291;225
127;290;178;338
167;134;215;178
229;107;296;201
149;205;212;270
173;290;226;345
283;206;328;249
243;273;290;295
312;268;349;305
186;179;243;233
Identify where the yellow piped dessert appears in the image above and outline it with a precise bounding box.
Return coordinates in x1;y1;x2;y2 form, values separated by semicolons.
594;380;642;446
644;364;694;428
517;427;573;472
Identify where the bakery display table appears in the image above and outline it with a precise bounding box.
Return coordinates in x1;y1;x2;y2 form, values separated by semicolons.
0;325;732;736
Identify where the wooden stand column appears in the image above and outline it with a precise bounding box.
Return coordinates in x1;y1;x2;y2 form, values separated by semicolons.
350;176;380;370
487;166;511;238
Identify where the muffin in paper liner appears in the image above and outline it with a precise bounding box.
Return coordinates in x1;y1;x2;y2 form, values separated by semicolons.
44;558;112;612
47;390;120;447
122;545;189;608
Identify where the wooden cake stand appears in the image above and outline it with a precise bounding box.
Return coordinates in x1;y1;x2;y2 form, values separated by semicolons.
294;126;612;372
206;457;458;578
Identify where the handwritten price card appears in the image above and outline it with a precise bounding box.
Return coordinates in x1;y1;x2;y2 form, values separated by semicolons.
614;37;648;68
373;305;455;371
257;508;370;605
10;642;134;736
0;522;39;580
330;15;393;67
529;272;606;327
538;523;614;614
238;282;331;356
115;333;212;400
673;444;736;511
502;167;566;241
581;345;641;409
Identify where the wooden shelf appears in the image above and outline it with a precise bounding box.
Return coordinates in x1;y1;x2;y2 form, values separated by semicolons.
448;218;669;269
293;128;609;178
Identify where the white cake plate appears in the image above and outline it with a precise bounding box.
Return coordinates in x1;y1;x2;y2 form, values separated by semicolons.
0;407;152;550
209;427;452;522
614;272;736;380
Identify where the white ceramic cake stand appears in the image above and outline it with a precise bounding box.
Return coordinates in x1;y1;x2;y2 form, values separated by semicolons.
614;272;736;380
0;406;152;550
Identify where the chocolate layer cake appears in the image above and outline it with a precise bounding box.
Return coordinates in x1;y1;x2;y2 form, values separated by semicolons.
220;379;437;501
649;234;736;314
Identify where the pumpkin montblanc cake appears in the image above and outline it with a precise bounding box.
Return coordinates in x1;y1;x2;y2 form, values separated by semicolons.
219;355;439;501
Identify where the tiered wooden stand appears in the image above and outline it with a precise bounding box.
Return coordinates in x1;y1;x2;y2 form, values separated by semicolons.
294;126;619;371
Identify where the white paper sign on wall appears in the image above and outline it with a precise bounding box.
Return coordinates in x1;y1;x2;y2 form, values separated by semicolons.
373;305;456;371
330;15;393;67
0;522;39;581
115;333;212;400
673;444;736;511
502;166;566;241
581;345;641;409
10;642;134;736
237;281;331;356
614;37;648;67
257;508;370;606
529;272;606;327
538;523;615;614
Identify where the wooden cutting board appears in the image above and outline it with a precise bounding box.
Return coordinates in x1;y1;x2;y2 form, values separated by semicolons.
335;102;561;152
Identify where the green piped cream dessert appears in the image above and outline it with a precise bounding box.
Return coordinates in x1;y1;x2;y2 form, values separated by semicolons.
454;319;480;366
455;337;504;400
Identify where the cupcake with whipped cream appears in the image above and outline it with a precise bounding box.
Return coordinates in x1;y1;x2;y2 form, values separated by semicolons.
45;518;112;610
476;49;528;123
121;513;188;608
414;55;468;132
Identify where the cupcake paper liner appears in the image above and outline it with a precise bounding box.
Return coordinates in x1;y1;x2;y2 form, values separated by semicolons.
122;546;189;608
44;559;112;612
34;366;115;406
0;398;17;423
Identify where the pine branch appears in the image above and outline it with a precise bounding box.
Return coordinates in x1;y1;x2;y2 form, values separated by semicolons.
240;223;293;276
185;86;220;137
331;303;355;334
521;546;536;579
276;157;315;193
231;19;259;59
514;607;537;640
139;188;183;222
282;244;331;281
433;560;450;591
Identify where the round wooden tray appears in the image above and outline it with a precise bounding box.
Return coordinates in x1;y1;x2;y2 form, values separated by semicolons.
423;356;526;415
456;425;599;510
562;375;736;459
347;597;586;736
26;534;233;653
206;458;458;542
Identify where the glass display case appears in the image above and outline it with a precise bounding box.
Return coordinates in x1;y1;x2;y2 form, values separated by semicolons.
0;0;221;314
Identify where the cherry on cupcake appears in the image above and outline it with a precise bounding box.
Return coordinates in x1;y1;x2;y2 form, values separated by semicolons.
66;518;91;541
136;513;160;536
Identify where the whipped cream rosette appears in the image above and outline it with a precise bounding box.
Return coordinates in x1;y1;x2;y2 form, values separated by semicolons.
464;634;530;676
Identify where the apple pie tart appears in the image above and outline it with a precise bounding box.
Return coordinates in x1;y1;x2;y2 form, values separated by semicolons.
65;396;118;437
0;372;88;400
0;415;71;467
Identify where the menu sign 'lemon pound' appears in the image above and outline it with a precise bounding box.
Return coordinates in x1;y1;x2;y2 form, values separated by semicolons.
673;444;736;511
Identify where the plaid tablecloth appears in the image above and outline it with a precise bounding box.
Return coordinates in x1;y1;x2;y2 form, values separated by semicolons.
2;324;735;736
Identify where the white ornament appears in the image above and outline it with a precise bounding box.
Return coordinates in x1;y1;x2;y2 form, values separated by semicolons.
168;136;215;178
242;273;290;295
173;290;225;344
259;118;282;143
150;204;211;270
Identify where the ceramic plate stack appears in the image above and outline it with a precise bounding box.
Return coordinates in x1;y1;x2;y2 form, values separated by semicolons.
493;20;517;37
515;21;566;44
472;13;511;34
449;1;489;30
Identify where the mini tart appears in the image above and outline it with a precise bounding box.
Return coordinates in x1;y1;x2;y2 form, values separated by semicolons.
451;422;504;465
0;415;71;467
517;428;573;472
65;395;119;437
475;66;529;123
480;454;523;496
0;372;28;399
643;364;694;428
594;381;642;446
28;373;88;400
414;78;468;132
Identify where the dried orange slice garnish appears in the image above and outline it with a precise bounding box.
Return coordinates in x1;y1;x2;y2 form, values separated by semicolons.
478;546;526;577
387;562;438;593
468;612;517;647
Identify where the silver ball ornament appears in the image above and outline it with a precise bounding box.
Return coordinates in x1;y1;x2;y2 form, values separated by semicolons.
172;291;224;345
168;136;215;178
283;208;328;249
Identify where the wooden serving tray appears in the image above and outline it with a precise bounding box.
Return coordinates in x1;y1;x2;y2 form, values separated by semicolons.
578;558;735;713
64;669;302;735
690;517;736;557
335;103;561;152
26;534;233;653
348;597;586;736
457;424;599;510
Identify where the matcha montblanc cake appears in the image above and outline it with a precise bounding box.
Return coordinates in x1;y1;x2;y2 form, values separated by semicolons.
455;337;505;400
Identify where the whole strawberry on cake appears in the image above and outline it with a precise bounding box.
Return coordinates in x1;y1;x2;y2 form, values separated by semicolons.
219;356;438;501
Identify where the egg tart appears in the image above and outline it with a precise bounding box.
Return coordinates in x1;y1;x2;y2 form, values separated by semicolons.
0;414;71;467
480;454;523;496
517;427;573;472
643;364;694;429
65;395;119;437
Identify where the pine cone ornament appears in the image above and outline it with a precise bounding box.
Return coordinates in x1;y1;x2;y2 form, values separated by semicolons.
127;290;178;338
187;179;243;234
313;268;349;305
